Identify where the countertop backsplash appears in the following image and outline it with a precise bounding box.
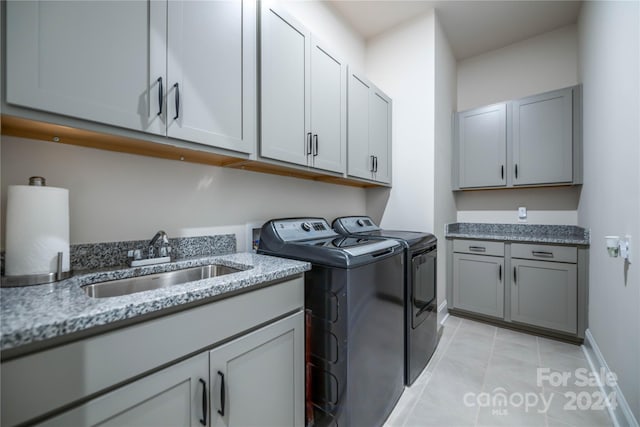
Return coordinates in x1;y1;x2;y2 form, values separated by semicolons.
1;234;237;274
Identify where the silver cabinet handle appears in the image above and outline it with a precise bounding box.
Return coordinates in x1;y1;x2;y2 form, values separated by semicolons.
306;133;312;155
468;246;486;252
532;251;554;258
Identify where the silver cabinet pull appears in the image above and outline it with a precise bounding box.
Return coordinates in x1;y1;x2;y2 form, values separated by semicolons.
532;251;554;258
468;246;486;252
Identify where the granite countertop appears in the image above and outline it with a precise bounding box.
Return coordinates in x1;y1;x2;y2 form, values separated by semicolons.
445;223;590;246
0;253;310;353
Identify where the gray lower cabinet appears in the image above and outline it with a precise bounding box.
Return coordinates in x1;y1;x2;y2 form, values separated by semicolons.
449;239;584;339
347;70;392;184
2;277;304;427
511;259;577;334
209;312;304;427
453;253;504;319
37;353;210;427
37;312;304;427
453;85;581;190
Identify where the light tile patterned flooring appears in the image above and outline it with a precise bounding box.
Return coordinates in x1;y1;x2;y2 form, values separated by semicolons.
385;315;615;427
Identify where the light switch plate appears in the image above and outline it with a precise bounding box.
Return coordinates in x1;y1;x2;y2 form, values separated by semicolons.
518;207;527;222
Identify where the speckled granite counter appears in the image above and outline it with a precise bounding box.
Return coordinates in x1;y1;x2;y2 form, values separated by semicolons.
446;223;590;246
0;253;310;352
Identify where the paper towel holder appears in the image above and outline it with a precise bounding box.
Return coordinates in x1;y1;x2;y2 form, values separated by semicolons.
1;252;72;287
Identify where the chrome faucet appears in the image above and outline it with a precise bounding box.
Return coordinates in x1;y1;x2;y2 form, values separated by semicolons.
148;230;170;258
127;230;172;267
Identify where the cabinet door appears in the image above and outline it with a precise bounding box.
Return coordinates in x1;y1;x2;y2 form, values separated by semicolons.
347;71;373;180
512;88;573;185
37;353;209;427
309;37;346;173
457;103;507;188
209;311;304;427
511;259;577;334
260;5;310;166
370;87;392;184
6;0;165;136
453;253;504;319
167;0;255;153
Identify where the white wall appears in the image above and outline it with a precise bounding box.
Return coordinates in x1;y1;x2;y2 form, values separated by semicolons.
456;24;580;225
281;0;366;71
433;12;457;308
457;24;579;111
0;137;366;249
578;1;640;422
365;11;436;233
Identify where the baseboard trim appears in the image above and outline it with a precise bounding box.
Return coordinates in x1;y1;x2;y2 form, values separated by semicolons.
437;300;448;326
583;329;639;427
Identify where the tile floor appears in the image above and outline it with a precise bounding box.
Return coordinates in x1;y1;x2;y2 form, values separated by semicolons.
385;315;615;427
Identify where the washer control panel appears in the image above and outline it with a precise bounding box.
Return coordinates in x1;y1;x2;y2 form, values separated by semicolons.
271;218;337;241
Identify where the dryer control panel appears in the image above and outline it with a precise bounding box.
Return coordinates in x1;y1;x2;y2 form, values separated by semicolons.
333;216;380;234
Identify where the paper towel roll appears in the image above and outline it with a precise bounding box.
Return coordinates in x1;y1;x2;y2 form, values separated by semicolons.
5;185;70;276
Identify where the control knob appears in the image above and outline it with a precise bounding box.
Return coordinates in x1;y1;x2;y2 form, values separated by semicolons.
301;222;312;232
356;219;365;226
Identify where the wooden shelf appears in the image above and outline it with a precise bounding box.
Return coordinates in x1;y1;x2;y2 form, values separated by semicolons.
1;115;382;188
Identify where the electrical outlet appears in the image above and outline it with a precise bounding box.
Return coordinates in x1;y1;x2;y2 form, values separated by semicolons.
518;207;527;222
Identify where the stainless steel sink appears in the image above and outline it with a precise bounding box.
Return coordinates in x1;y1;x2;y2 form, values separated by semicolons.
82;264;246;298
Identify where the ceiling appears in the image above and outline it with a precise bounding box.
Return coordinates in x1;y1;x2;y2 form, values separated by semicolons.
327;1;582;60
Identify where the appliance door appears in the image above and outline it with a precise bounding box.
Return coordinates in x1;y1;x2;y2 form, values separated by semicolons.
411;247;437;328
347;252;404;427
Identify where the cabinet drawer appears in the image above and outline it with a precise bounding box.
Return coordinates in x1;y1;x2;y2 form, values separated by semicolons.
453;240;504;257
511;243;577;263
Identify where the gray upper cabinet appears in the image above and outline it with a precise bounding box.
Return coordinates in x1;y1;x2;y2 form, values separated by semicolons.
453;85;581;190
347;73;372;180
369;89;392;184
37;353;209;427
260;5;346;174
456;103;507;189
260;5;310;167
347;70;392;184
512;87;573;186
165;0;256;153
6;1;164;135
309;37;347;173
6;0;255;154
